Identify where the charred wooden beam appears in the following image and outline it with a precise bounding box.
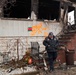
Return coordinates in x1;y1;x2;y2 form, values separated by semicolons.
31;0;38;20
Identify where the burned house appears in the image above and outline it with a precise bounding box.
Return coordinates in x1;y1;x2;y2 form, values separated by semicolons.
0;0;76;74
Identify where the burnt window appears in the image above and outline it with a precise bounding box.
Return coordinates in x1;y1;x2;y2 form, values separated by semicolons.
38;0;60;21
3;0;31;18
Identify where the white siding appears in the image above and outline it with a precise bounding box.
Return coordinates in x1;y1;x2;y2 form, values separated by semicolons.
0;19;62;63
0;19;62;36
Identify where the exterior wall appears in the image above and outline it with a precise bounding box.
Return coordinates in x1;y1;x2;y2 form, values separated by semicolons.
0;19;62;36
0;19;62;63
0;36;45;63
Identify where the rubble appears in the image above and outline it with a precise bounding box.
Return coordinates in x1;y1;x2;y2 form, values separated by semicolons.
0;63;76;75
0;66;37;75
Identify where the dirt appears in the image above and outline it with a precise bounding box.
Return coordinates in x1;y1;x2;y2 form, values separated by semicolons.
14;67;76;75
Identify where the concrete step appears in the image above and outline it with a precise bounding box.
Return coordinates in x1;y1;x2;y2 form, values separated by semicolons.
64;30;76;34
59;37;71;40
59;43;67;46
63;29;76;34
61;33;74;37
60;34;74;39
59;43;65;46
59;39;71;43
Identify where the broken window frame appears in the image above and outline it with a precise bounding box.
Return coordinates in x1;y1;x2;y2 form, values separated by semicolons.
3;0;31;19
37;0;61;22
2;0;61;22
